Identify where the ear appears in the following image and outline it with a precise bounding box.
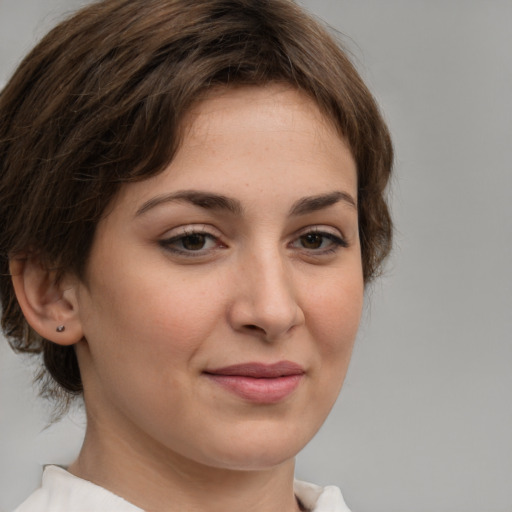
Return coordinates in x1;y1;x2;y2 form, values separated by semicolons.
9;256;84;346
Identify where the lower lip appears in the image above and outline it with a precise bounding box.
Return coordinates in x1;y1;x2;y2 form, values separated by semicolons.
206;374;303;404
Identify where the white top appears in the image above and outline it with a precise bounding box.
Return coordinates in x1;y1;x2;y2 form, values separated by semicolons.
13;465;352;512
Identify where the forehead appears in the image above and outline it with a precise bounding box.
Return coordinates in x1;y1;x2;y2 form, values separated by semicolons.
185;84;343;150
177;85;354;181
110;84;357;217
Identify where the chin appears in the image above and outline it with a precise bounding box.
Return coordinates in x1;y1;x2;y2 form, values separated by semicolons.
191;425;311;472
207;450;298;472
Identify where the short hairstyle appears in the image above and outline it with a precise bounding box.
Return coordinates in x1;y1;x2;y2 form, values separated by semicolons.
0;0;393;404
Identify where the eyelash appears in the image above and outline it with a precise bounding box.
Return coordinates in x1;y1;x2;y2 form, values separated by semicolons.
290;228;348;254
159;228;223;257
159;226;348;258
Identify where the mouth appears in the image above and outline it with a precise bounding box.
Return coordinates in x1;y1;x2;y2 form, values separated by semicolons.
203;361;305;404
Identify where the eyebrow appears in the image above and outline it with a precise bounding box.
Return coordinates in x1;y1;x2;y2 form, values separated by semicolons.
135;189;356;217
289;191;357;215
135;190;244;217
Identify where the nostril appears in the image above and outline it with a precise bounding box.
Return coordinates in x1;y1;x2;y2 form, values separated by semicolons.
245;324;264;332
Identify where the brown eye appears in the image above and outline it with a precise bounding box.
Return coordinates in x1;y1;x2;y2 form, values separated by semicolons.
181;234;207;250
160;231;221;256
290;229;348;254
300;233;324;249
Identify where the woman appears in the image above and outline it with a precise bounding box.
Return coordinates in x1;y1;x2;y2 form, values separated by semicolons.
0;0;393;511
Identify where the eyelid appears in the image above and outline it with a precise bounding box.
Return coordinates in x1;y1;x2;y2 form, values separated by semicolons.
294;225;347;242
289;225;348;253
160;223;221;239
158;224;226;257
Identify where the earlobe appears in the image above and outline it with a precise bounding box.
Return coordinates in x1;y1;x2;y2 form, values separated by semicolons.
9;256;84;346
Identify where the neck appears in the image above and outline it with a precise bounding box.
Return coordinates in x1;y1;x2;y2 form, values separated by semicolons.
69;415;300;512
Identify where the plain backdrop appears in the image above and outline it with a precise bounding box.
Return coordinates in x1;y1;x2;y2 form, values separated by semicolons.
1;1;511;511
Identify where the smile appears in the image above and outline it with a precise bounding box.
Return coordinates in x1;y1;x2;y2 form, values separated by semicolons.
204;361;305;404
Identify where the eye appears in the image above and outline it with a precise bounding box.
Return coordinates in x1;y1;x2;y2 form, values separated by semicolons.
177;233;211;251
159;228;224;256
299;232;328;250
290;228;348;253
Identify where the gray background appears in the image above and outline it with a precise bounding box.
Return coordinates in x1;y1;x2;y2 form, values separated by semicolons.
1;1;511;511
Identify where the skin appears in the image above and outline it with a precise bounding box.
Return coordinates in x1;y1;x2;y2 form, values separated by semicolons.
18;85;364;512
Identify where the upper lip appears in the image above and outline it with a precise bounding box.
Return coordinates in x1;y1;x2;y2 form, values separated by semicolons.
204;361;305;378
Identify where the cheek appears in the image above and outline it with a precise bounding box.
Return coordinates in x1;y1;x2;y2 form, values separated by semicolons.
306;271;364;358
80;262;224;371
297;271;363;436
139;272;228;353
76;267;222;422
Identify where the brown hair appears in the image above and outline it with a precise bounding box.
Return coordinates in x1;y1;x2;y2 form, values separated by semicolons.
0;0;393;403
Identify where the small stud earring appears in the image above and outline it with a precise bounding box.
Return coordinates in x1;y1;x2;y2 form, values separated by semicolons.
56;325;65;333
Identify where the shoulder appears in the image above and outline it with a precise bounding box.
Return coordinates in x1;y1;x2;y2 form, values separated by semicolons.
294;480;352;512
12;466;143;512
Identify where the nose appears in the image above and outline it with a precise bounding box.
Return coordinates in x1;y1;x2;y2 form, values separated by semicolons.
227;250;305;342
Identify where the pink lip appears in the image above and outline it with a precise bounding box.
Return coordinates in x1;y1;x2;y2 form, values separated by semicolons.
204;361;305;404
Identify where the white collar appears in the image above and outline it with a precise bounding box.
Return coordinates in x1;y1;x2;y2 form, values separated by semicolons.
293;479;352;511
14;465;351;512
14;466;142;512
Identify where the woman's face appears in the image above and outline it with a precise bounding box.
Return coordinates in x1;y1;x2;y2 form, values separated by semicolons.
73;85;363;471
